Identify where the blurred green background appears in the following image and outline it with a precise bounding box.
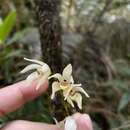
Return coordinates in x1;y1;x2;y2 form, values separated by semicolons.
0;0;130;130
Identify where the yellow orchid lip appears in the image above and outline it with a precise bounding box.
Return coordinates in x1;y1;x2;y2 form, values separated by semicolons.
60;85;69;90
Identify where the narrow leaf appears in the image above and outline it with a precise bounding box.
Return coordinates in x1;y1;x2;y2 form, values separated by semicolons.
0;10;16;43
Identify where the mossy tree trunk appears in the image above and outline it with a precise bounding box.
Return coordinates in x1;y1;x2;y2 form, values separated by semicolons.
34;0;62;73
34;0;65;121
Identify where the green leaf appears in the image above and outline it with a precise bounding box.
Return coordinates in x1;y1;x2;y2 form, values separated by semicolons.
0;10;16;44
118;92;130;112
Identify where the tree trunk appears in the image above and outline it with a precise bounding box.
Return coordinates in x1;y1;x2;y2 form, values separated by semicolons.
34;0;62;73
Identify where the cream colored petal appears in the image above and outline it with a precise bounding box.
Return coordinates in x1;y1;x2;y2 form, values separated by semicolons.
36;75;47;90
48;73;63;81
62;64;72;81
72;93;82;109
51;81;61;99
65;116;77;130
70;76;74;84
67;97;74;108
37;65;51;79
41;64;51;76
46;70;51;77
72;84;82;87
74;87;89;98
26;72;39;81
63;87;73;100
41;64;51;71
20;64;41;73
24;58;45;66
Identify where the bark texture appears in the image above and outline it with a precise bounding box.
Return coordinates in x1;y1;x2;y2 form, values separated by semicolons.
34;0;62;72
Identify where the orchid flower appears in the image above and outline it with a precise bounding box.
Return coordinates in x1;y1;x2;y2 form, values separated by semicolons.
49;64;79;99
63;85;89;109
49;63;89;109
21;58;51;90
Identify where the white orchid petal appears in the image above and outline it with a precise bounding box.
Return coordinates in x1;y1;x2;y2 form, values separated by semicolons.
53;117;59;125
62;64;72;81
48;73;63;81
20;64;41;73
26;72;39;81
63;87;73;100
46;70;51;77
72;84;82;87
36;75;47;90
51;82;61;99
74;87;89;98
24;58;45;66
41;64;51;72
70;76;74;84
38;64;51;77
67;98;74;108
65;116;77;130
72;93;82;109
